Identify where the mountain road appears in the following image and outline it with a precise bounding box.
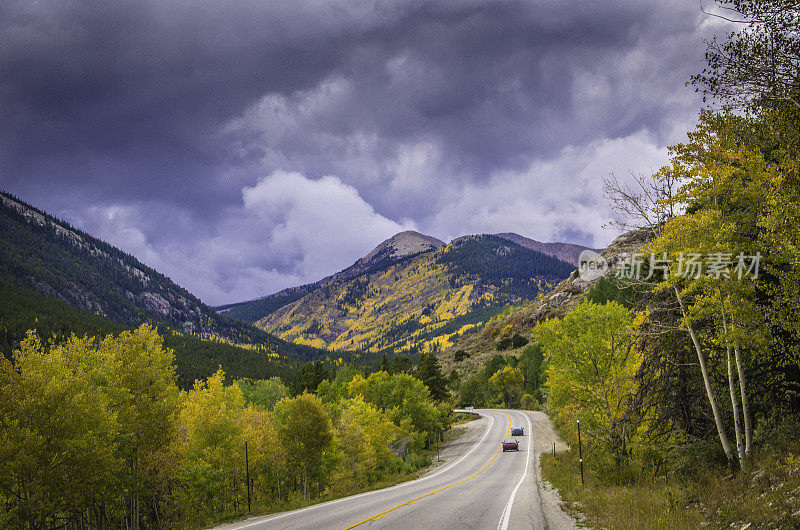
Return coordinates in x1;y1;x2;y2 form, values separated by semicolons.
217;409;577;530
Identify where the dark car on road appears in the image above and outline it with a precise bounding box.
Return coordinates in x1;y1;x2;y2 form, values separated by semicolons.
511;426;524;436
502;439;519;452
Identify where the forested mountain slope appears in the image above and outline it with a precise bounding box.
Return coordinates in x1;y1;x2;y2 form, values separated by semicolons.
0;281;300;388
0;191;331;362
257;234;574;354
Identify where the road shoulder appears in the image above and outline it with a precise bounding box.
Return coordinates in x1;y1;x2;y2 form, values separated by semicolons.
523;410;581;530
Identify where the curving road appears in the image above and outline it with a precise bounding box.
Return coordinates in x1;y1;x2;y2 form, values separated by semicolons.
218;409;577;530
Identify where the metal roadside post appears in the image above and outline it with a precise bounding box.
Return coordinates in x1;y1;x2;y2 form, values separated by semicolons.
246;441;251;515
577;419;584;486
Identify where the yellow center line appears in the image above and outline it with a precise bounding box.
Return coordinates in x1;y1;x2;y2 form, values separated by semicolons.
341;412;512;530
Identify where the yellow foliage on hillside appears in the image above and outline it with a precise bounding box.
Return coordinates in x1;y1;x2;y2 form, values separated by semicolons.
256;252;496;353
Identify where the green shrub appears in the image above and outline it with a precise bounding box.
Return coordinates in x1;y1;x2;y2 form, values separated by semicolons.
453;349;470;362
402;452;429;472
520;394;539;411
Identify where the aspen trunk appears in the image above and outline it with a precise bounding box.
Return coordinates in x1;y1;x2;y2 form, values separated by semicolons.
734;342;752;458
720;299;744;466
303;458;309;500
675;287;736;465
726;344;744;464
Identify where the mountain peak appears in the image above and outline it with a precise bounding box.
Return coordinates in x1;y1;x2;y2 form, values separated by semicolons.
363;230;444;262
493;232;600;267
495;232;542;244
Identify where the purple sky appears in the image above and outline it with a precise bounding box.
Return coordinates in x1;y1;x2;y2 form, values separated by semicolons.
0;0;730;304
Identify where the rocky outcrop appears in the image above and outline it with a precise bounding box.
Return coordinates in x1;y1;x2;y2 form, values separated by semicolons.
515;227;654;324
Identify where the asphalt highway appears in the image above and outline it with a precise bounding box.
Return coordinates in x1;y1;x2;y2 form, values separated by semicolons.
219;409;571;530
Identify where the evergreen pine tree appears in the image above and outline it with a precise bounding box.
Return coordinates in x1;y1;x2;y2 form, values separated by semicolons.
416;353;449;401
380;352;390;373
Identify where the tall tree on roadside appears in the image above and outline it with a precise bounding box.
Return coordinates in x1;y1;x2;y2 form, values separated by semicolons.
535;301;640;466
347;371;442;448
647;113;787;466
416;353;449;401
273;393;337;500
177;369;249;523
331;396;402;493
692;0;800;118
98;325;179;529
489;365;524;408
241;406;286;508
0;332;120;528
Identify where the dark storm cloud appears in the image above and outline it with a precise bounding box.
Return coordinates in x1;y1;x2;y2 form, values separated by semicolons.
0;0;720;303
222;0;709;221
238;0;668;171
1;0;356;212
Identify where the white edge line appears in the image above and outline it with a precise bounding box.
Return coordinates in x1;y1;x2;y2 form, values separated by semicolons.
497;410;534;530
225;410;496;529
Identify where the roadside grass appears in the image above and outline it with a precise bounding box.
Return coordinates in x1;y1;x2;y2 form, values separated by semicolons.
541;442;800;529
540;450;704;529
695;450;800;528
452;411;480;425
